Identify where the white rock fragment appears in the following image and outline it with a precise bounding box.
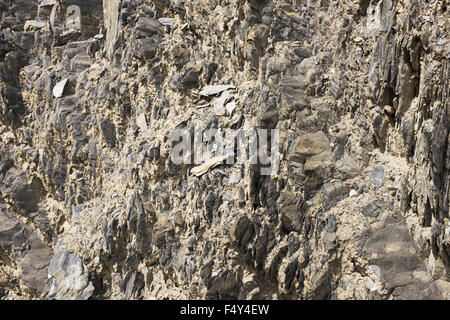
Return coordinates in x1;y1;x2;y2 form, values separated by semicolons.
225;101;236;116
158;18;175;26
24;20;46;31
196;103;210;109
199;85;235;97
52;78;68;98
47;249;94;300
190;154;229;177
136;111;148;132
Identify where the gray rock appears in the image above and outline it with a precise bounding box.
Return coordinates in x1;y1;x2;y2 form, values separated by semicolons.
280;193;303;233
122;271;145;299
360;217;429;296
19;226;53;294
279;75;308;116
47;250;94;300
370;165;385;187
322;181;348;210
135;17;161;38
0;206;21;248
362;200;385;218
10;175;46;214
135;37;158;60
326;214;337;233
0;205;52;294
24;20;46;31
230;215;254;250
70;54;91;73
71;204;84;222
181;67;201;89
158;18;175;26
357;183;367;195
40;0;56;6
290;131;330;161
99;119;116;148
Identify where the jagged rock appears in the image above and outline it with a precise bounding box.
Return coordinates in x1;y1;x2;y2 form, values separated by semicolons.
19;226;53;294
0;205;52;295
0;207;21;248
322;181;348;210
326;214;337;233
190;155;228;177
280;192;302;233
135;37;158;60
370;165;385;187
46;249;94;300
362;200;385;218
0;0;449;301
135;17;161;38
99;119;116;148
290;131;330;161
70;54;90;73
359;216;429;294
230;215;254;250
122;271;145;299
304;150;332;172
136;111;147;132
279;76;308;117
181;66;201;89
9;174;45;214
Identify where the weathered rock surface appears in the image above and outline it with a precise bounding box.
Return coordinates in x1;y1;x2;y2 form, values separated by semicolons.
46;247;94;300
0;0;448;300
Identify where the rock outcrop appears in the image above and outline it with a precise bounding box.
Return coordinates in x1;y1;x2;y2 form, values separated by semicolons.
0;0;448;300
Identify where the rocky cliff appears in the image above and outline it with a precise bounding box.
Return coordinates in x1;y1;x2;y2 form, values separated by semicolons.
0;0;449;300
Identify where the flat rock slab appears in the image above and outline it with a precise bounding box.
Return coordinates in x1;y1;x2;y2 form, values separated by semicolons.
199;85;235;97
290;131;330;160
358;216;430;296
158;18;175;26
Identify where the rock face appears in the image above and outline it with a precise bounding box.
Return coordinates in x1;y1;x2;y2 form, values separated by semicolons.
46;248;94;300
0;0;449;300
